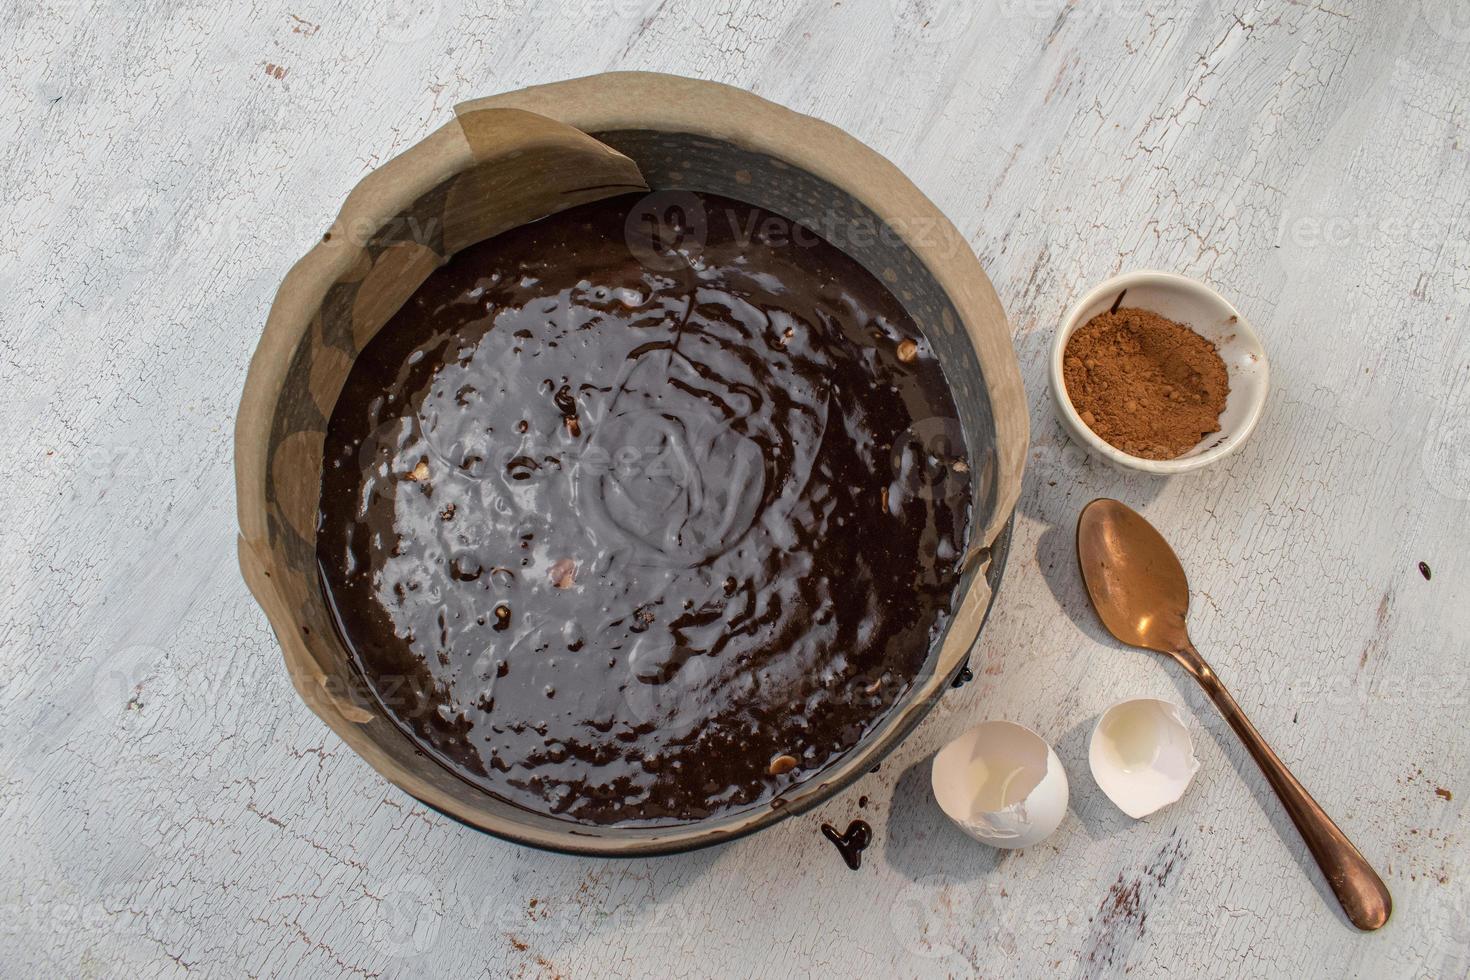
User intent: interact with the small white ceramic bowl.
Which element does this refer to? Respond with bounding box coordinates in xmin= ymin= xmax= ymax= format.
xmin=1049 ymin=271 xmax=1269 ymax=475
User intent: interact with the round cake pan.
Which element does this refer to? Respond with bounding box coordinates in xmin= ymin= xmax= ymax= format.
xmin=235 ymin=72 xmax=1028 ymax=855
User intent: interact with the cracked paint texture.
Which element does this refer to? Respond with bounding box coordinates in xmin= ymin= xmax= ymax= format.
xmin=0 ymin=0 xmax=1467 ymax=976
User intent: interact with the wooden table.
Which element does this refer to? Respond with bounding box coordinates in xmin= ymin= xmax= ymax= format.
xmin=4 ymin=1 xmax=1467 ymax=976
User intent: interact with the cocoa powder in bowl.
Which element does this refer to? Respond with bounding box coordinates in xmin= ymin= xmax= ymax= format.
xmin=1062 ymin=308 xmax=1229 ymax=460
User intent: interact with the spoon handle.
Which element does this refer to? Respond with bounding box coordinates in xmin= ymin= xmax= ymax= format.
xmin=1175 ymin=644 xmax=1392 ymax=931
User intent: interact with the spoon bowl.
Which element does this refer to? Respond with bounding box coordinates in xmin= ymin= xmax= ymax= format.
xmin=1076 ymin=498 xmax=1191 ymax=654
xmin=1076 ymin=498 xmax=1392 ymax=931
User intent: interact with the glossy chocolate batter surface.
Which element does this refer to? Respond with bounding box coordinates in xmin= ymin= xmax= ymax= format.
xmin=318 ymin=193 xmax=971 ymax=825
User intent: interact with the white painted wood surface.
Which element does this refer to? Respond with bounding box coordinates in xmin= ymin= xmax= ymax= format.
xmin=3 ymin=0 xmax=1468 ymax=976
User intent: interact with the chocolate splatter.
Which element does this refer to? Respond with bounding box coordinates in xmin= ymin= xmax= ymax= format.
xmin=1081 ymin=836 xmax=1184 ymax=970
xmin=1436 ymin=787 xmax=1453 ymax=801
xmin=1358 ymin=587 xmax=1394 ymax=670
xmin=821 ymin=819 xmax=873 ymax=870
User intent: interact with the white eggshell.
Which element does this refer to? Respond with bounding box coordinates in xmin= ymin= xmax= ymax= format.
xmin=1089 ymin=698 xmax=1201 ymax=819
xmin=931 ymin=720 xmax=1069 ymax=849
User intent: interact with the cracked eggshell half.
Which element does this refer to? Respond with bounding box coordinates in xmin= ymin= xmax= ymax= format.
xmin=1089 ymin=698 xmax=1201 ymax=819
xmin=931 ymin=720 xmax=1069 ymax=849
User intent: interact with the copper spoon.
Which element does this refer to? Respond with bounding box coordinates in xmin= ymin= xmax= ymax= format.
xmin=1076 ymin=498 xmax=1391 ymax=931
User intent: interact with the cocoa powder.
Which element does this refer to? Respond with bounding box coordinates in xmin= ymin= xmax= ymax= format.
xmin=1062 ymin=307 xmax=1229 ymax=460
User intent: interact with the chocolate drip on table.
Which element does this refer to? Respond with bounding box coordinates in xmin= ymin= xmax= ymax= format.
xmin=821 ymin=820 xmax=873 ymax=870
xmin=317 ymin=193 xmax=972 ymax=826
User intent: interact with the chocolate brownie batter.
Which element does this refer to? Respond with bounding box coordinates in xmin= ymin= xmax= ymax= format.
xmin=317 ymin=193 xmax=971 ymax=825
